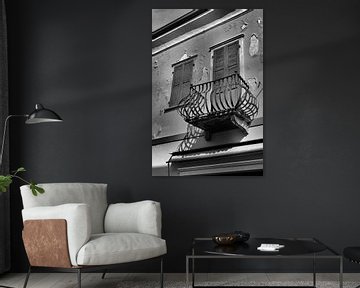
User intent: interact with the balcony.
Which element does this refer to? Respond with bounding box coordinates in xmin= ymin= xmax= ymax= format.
xmin=178 ymin=73 xmax=259 ymax=138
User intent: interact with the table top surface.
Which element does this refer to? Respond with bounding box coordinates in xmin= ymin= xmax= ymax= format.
xmin=190 ymin=237 xmax=340 ymax=258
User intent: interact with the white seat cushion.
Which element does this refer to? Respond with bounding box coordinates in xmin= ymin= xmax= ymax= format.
xmin=105 ymin=201 xmax=162 ymax=237
xmin=76 ymin=233 xmax=167 ymax=266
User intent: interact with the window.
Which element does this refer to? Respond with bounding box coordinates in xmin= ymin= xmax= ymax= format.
xmin=169 ymin=58 xmax=194 ymax=107
xmin=210 ymin=35 xmax=244 ymax=81
xmin=209 ymin=37 xmax=243 ymax=112
xmin=213 ymin=41 xmax=239 ymax=80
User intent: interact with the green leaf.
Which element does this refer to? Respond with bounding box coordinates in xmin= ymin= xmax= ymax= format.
xmin=16 ymin=167 xmax=26 ymax=173
xmin=29 ymin=182 xmax=44 ymax=196
xmin=35 ymin=185 xmax=45 ymax=194
xmin=11 ymin=167 xmax=26 ymax=175
xmin=0 ymin=175 xmax=13 ymax=192
xmin=30 ymin=182 xmax=38 ymax=196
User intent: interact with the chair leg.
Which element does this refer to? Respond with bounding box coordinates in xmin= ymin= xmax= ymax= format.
xmin=101 ymin=270 xmax=107 ymax=279
xmin=23 ymin=266 xmax=31 ymax=288
xmin=160 ymin=257 xmax=164 ymax=288
xmin=77 ymin=268 xmax=81 ymax=288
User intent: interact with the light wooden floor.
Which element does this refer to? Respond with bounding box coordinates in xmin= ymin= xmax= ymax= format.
xmin=0 ymin=273 xmax=359 ymax=288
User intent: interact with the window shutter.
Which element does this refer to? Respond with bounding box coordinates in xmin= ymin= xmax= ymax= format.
xmin=169 ymin=65 xmax=183 ymax=107
xmin=169 ymin=59 xmax=194 ymax=107
xmin=213 ymin=47 xmax=225 ymax=81
xmin=213 ymin=42 xmax=240 ymax=80
xmin=181 ymin=61 xmax=193 ymax=99
xmin=227 ymin=42 xmax=239 ymax=75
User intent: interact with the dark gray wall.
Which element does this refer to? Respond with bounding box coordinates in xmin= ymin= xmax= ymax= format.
xmin=5 ymin=0 xmax=360 ymax=273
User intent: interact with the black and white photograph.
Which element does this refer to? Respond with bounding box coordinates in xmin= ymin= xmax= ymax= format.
xmin=152 ymin=9 xmax=264 ymax=176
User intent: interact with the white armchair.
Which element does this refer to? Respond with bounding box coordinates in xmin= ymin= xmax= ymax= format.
xmin=20 ymin=183 xmax=166 ymax=288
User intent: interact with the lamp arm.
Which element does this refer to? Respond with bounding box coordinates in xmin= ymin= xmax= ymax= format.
xmin=0 ymin=114 xmax=28 ymax=169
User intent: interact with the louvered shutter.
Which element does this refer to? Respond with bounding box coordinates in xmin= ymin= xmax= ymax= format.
xmin=227 ymin=42 xmax=239 ymax=75
xmin=213 ymin=47 xmax=225 ymax=81
xmin=213 ymin=41 xmax=239 ymax=80
xmin=169 ymin=65 xmax=183 ymax=107
xmin=169 ymin=59 xmax=194 ymax=107
xmin=181 ymin=61 xmax=193 ymax=99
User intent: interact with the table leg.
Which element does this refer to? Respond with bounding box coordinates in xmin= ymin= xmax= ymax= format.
xmin=313 ymin=254 xmax=316 ymax=287
xmin=186 ymin=257 xmax=189 ymax=288
xmin=192 ymin=247 xmax=195 ymax=288
xmin=339 ymin=257 xmax=343 ymax=288
xmin=192 ymin=257 xmax=195 ymax=288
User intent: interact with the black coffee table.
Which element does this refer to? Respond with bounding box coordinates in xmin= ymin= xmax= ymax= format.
xmin=186 ymin=237 xmax=342 ymax=288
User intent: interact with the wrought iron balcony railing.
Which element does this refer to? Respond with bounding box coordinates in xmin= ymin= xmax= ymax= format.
xmin=178 ymin=73 xmax=259 ymax=136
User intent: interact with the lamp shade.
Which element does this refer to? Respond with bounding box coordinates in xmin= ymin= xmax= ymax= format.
xmin=25 ymin=104 xmax=63 ymax=124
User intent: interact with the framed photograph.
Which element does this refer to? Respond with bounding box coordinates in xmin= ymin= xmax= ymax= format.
xmin=152 ymin=9 xmax=263 ymax=176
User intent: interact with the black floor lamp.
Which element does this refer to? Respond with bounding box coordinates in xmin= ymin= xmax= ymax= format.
xmin=0 ymin=103 xmax=63 ymax=167
xmin=0 ymin=103 xmax=62 ymax=288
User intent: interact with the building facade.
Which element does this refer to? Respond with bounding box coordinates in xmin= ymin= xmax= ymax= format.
xmin=152 ymin=9 xmax=263 ymax=176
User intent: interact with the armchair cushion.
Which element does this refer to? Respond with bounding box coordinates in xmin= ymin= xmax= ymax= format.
xmin=22 ymin=203 xmax=91 ymax=266
xmin=104 ymin=200 xmax=162 ymax=237
xmin=76 ymin=233 xmax=167 ymax=266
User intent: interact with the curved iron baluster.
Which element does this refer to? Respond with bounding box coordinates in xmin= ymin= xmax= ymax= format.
xmin=221 ymin=76 xmax=232 ymax=111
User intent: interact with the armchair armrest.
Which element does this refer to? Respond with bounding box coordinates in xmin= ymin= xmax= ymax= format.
xmin=22 ymin=203 xmax=91 ymax=266
xmin=104 ymin=200 xmax=162 ymax=237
